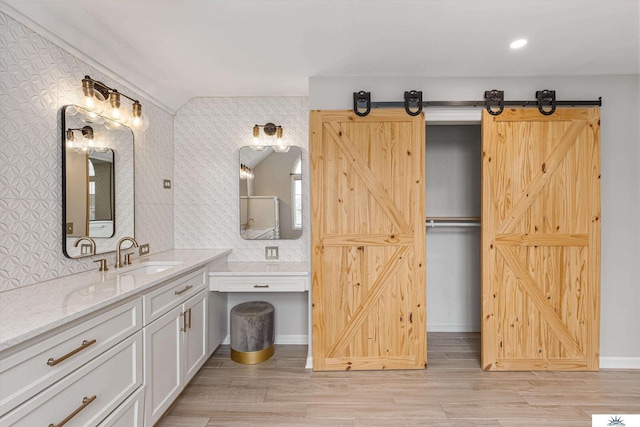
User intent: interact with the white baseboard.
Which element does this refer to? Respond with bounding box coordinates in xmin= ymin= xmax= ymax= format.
xmin=427 ymin=324 xmax=480 ymax=333
xmin=600 ymin=357 xmax=640 ymax=369
xmin=305 ymin=356 xmax=313 ymax=369
xmin=221 ymin=334 xmax=308 ymax=345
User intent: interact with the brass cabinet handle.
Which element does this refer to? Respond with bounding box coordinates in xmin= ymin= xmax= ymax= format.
xmin=47 ymin=339 xmax=97 ymax=367
xmin=48 ymin=395 xmax=96 ymax=427
xmin=174 ymin=285 xmax=193 ymax=295
xmin=181 ymin=311 xmax=187 ymax=333
xmin=187 ymin=308 xmax=192 ymax=329
xmin=253 ymin=284 xmax=270 ymax=288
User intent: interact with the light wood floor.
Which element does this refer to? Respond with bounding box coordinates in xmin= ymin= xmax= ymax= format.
xmin=158 ymin=333 xmax=640 ymax=426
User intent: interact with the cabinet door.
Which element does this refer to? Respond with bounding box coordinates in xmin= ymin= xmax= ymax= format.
xmin=143 ymin=305 xmax=184 ymax=426
xmin=481 ymin=108 xmax=600 ymax=371
xmin=184 ymin=290 xmax=208 ymax=384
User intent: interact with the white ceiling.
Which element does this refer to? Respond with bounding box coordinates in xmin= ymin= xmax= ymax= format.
xmin=3 ymin=0 xmax=639 ymax=112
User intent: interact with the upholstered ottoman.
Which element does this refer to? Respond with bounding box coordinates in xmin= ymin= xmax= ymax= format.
xmin=230 ymin=301 xmax=275 ymax=364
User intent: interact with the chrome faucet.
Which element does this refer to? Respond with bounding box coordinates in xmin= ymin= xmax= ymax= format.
xmin=246 ymin=218 xmax=255 ymax=230
xmin=73 ymin=236 xmax=96 ymax=255
xmin=115 ymin=237 xmax=139 ymax=268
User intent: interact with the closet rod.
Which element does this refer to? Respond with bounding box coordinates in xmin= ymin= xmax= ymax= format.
xmin=426 ymin=217 xmax=481 ymax=229
xmin=426 ymin=216 xmax=480 ymax=222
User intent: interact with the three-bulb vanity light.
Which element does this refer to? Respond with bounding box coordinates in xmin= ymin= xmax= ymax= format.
xmin=79 ymin=75 xmax=149 ymax=131
xmin=252 ymin=123 xmax=290 ymax=152
xmin=65 ymin=125 xmax=109 ymax=153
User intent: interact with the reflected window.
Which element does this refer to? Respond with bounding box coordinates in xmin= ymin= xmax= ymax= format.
xmin=291 ymin=156 xmax=302 ymax=230
xmin=88 ymin=159 xmax=96 ymax=221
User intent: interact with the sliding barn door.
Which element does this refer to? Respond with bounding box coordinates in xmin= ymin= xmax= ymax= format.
xmin=482 ymin=108 xmax=600 ymax=371
xmin=310 ymin=109 xmax=426 ymax=371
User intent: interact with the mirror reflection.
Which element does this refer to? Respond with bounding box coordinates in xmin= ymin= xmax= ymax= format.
xmin=239 ymin=146 xmax=302 ymax=240
xmin=62 ymin=105 xmax=135 ymax=258
xmin=65 ymin=149 xmax=115 ymax=239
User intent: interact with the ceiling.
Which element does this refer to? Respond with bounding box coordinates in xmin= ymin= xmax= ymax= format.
xmin=3 ymin=0 xmax=639 ymax=112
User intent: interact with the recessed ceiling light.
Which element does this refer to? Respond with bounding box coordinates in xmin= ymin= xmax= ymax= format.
xmin=510 ymin=39 xmax=528 ymax=49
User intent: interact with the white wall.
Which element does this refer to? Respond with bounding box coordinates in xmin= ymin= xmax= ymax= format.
xmin=0 ymin=11 xmax=175 ymax=292
xmin=174 ymin=97 xmax=309 ymax=262
xmin=310 ymin=75 xmax=640 ymax=361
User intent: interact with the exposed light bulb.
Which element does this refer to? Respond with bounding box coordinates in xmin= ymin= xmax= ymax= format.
xmin=79 ymin=78 xmax=105 ymax=114
xmin=510 ymin=39 xmax=528 ymax=49
xmin=129 ymin=101 xmax=149 ymax=130
xmin=252 ymin=124 xmax=267 ymax=150
xmin=105 ymin=91 xmax=130 ymax=124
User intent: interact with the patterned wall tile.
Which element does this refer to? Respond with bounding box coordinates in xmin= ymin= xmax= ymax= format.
xmin=174 ymin=97 xmax=310 ymax=264
xmin=136 ymin=203 xmax=174 ymax=253
xmin=0 ymin=11 xmax=175 ymax=291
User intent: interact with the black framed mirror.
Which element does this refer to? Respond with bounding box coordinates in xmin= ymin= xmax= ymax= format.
xmin=61 ymin=105 xmax=135 ymax=258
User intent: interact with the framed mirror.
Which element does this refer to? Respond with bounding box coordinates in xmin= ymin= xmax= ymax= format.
xmin=61 ymin=105 xmax=135 ymax=258
xmin=239 ymin=146 xmax=302 ymax=240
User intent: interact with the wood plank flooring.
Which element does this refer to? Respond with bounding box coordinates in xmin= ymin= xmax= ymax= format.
xmin=158 ymin=333 xmax=640 ymax=426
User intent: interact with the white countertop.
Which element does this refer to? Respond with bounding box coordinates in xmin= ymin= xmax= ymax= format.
xmin=0 ymin=249 xmax=231 ymax=353
xmin=209 ymin=262 xmax=309 ymax=276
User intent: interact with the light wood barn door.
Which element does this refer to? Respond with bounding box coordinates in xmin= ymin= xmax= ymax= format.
xmin=481 ymin=108 xmax=600 ymax=371
xmin=310 ymin=109 xmax=426 ymax=371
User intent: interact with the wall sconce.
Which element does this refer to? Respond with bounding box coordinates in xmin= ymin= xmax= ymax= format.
xmin=66 ymin=125 xmax=108 ymax=153
xmin=239 ymin=164 xmax=254 ymax=180
xmin=252 ymin=122 xmax=289 ymax=152
xmin=80 ymin=75 xmax=149 ymax=131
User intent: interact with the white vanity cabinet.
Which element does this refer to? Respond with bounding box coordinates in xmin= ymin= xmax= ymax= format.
xmin=0 ymin=298 xmax=142 ymax=417
xmin=0 ymin=299 xmax=144 ymax=426
xmin=0 ymin=249 xmax=231 ymax=427
xmin=142 ymin=267 xmax=209 ymax=427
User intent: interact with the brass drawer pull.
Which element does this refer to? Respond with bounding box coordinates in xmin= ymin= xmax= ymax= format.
xmin=47 ymin=339 xmax=97 ymax=366
xmin=174 ymin=285 xmax=193 ymax=295
xmin=48 ymin=395 xmax=96 ymax=427
xmin=253 ymin=284 xmax=270 ymax=288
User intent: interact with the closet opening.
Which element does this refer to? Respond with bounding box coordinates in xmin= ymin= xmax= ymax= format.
xmin=425 ymin=122 xmax=482 ymax=366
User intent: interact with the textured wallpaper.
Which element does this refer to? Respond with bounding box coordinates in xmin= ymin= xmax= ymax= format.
xmin=174 ymin=97 xmax=310 ymax=263
xmin=0 ymin=11 xmax=174 ymax=292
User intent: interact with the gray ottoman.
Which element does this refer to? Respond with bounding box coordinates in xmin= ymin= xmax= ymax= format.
xmin=230 ymin=301 xmax=275 ymax=364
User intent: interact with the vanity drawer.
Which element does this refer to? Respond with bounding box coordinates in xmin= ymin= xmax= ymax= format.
xmin=143 ymin=267 xmax=206 ymax=325
xmin=0 ymin=331 xmax=143 ymax=427
xmin=210 ymin=275 xmax=308 ymax=292
xmin=97 ymin=386 xmax=144 ymax=427
xmin=0 ymin=298 xmax=142 ymax=417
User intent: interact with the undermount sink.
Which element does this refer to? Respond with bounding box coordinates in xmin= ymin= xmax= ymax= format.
xmin=112 ymin=261 xmax=184 ymax=276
